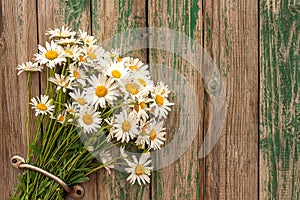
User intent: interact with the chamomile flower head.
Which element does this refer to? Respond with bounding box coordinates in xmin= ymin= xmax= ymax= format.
xmin=124 ymin=57 xmax=148 ymax=73
xmin=82 ymin=45 xmax=99 ymax=62
xmin=68 ymin=63 xmax=87 ymax=86
xmin=30 ymin=95 xmax=54 ymax=116
xmin=146 ymin=120 xmax=166 ymax=150
xmin=150 ymin=91 xmax=174 ymax=119
xmin=69 ymin=88 xmax=87 ymax=108
xmin=77 ymin=106 xmax=102 ymax=134
xmin=153 ymin=81 xmax=172 ymax=97
xmin=111 ymin=110 xmax=139 ymax=143
xmin=85 ymin=74 xmax=120 ymax=108
xmin=125 ymin=153 xmax=153 ymax=185
xmin=135 ymin=121 xmax=150 ymax=148
xmin=121 ymin=78 xmax=141 ymax=98
xmin=105 ymin=61 xmax=130 ymax=81
xmin=132 ymin=70 xmax=153 ymax=88
xmin=128 ymin=95 xmax=151 ymax=122
xmin=51 ymin=111 xmax=72 ymax=124
xmin=108 ymin=48 xmax=121 ymax=60
xmin=17 ymin=61 xmax=42 ymax=75
xmin=65 ymin=103 xmax=77 ymax=115
xmin=78 ymin=29 xmax=97 ymax=46
xmin=56 ymin=36 xmax=80 ymax=46
xmin=47 ymin=26 xmax=76 ymax=39
xmin=99 ymin=150 xmax=114 ymax=174
xmin=35 ymin=40 xmax=66 ymax=69
xmin=63 ymin=45 xmax=83 ymax=60
xmin=49 ymin=73 xmax=73 ymax=92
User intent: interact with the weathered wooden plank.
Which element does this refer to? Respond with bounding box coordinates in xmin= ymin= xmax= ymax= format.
xmin=92 ymin=1 xmax=150 ymax=200
xmin=0 ymin=0 xmax=39 ymax=198
xmin=36 ymin=1 xmax=94 ymax=199
xmin=204 ymin=0 xmax=259 ymax=199
xmin=260 ymin=0 xmax=300 ymax=199
xmin=148 ymin=0 xmax=205 ymax=199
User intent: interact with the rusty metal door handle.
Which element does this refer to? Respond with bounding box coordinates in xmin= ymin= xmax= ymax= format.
xmin=10 ymin=155 xmax=85 ymax=199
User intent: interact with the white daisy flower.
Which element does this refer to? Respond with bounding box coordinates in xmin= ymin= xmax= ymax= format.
xmin=78 ymin=29 xmax=97 ymax=46
xmin=125 ymin=153 xmax=153 ymax=185
xmin=94 ymin=57 xmax=112 ymax=71
xmin=17 ymin=61 xmax=42 ymax=75
xmin=69 ymin=89 xmax=87 ymax=107
xmin=108 ymin=48 xmax=121 ymax=60
xmin=146 ymin=120 xmax=166 ymax=150
xmin=51 ymin=111 xmax=72 ymax=124
xmin=65 ymin=103 xmax=77 ymax=115
xmin=135 ymin=121 xmax=150 ymax=148
xmin=77 ymin=106 xmax=101 ymax=134
xmin=30 ymin=95 xmax=54 ymax=116
xmin=82 ymin=45 xmax=99 ymax=62
xmin=35 ymin=40 xmax=66 ymax=69
xmin=153 ymin=81 xmax=172 ymax=97
xmin=128 ymin=95 xmax=151 ymax=122
xmin=121 ymin=78 xmax=141 ymax=98
xmin=99 ymin=150 xmax=114 ymax=174
xmin=63 ymin=45 xmax=83 ymax=60
xmin=49 ymin=73 xmax=73 ymax=92
xmin=56 ymin=36 xmax=80 ymax=46
xmin=124 ymin=57 xmax=149 ymax=73
xmin=85 ymin=74 xmax=120 ymax=108
xmin=132 ymin=70 xmax=153 ymax=88
xmin=68 ymin=63 xmax=87 ymax=86
xmin=105 ymin=61 xmax=130 ymax=81
xmin=150 ymin=92 xmax=174 ymax=119
xmin=47 ymin=26 xmax=76 ymax=39
xmin=111 ymin=110 xmax=139 ymax=143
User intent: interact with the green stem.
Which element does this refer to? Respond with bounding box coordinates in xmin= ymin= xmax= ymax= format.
xmin=26 ymin=73 xmax=31 ymax=157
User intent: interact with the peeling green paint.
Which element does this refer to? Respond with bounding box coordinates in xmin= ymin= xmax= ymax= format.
xmin=59 ymin=0 xmax=90 ymax=30
xmin=260 ymin=0 xmax=300 ymax=199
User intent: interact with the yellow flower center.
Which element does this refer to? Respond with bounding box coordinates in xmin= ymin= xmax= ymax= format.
xmin=64 ymin=49 xmax=73 ymax=55
xmin=111 ymin=70 xmax=121 ymax=78
xmin=87 ymin=52 xmax=96 ymax=60
xmin=73 ymin=70 xmax=81 ymax=79
xmin=129 ymin=65 xmax=138 ymax=70
xmin=95 ymin=86 xmax=107 ymax=97
xmin=37 ymin=103 xmax=47 ymax=111
xmin=125 ymin=83 xmax=138 ymax=95
xmin=149 ymin=129 xmax=157 ymax=140
xmin=77 ymin=98 xmax=86 ymax=106
xmin=155 ymin=95 xmax=164 ymax=107
xmin=122 ymin=121 xmax=131 ymax=132
xmin=45 ymin=50 xmax=59 ymax=60
xmin=117 ymin=57 xmax=122 ymax=62
xmin=141 ymin=125 xmax=147 ymax=136
xmin=83 ymin=114 xmax=93 ymax=125
xmin=134 ymin=105 xmax=139 ymax=112
xmin=67 ymin=108 xmax=74 ymax=114
xmin=79 ymin=55 xmax=86 ymax=62
xmin=140 ymin=101 xmax=146 ymax=109
xmin=135 ymin=164 xmax=145 ymax=175
xmin=58 ymin=115 xmax=65 ymax=122
xmin=137 ymin=78 xmax=147 ymax=87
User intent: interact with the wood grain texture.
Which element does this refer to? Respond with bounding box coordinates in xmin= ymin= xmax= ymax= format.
xmin=148 ymin=0 xmax=205 ymax=199
xmin=0 ymin=0 xmax=39 ymax=198
xmin=204 ymin=0 xmax=259 ymax=199
xmin=1 ymin=0 xmax=298 ymax=199
xmin=92 ymin=1 xmax=150 ymax=199
xmin=260 ymin=0 xmax=300 ymax=199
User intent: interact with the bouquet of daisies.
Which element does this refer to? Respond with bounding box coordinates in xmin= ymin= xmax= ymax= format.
xmin=12 ymin=26 xmax=173 ymax=199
